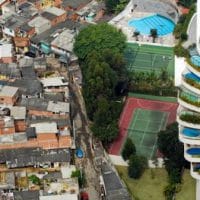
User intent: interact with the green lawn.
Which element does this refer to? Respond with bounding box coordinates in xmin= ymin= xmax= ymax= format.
xmin=116 ymin=166 xmax=195 ymax=200
xmin=176 ymin=170 xmax=195 ymax=200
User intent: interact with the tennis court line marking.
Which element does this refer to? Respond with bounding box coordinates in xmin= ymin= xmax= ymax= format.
xmin=129 ymin=109 xmax=139 ymax=130
xmin=151 ymin=55 xmax=156 ymax=67
xmin=158 ymin=112 xmax=169 ymax=131
xmin=139 ymin=118 xmax=150 ymax=146
xmin=150 ymin=138 xmax=157 ymax=159
xmin=162 ymin=112 xmax=170 ymax=129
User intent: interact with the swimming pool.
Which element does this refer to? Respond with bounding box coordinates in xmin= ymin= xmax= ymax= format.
xmin=187 ymin=148 xmax=200 ymax=155
xmin=191 ymin=55 xmax=200 ymax=67
xmin=182 ymin=128 xmax=200 ymax=138
xmin=128 ymin=14 xmax=175 ymax=36
xmin=184 ymin=73 xmax=200 ymax=82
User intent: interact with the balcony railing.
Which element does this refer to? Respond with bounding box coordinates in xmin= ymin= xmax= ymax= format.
xmin=179 ymin=89 xmax=200 ymax=107
xmin=179 ymin=111 xmax=200 ymax=124
xmin=186 ymin=56 xmax=200 ymax=73
xmin=183 ymin=73 xmax=200 ymax=91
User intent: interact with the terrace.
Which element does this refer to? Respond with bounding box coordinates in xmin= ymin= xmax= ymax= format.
xmin=184 ymin=144 xmax=200 ymax=162
xmin=179 ymin=128 xmax=200 ymax=145
xmin=182 ymin=72 xmax=200 ymax=93
xmin=179 ymin=110 xmax=200 ymax=125
xmin=178 ymin=87 xmax=200 ymax=112
xmin=109 ymin=0 xmax=178 ymax=46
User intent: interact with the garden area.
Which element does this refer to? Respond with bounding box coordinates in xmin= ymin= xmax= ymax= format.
xmin=116 ymin=166 xmax=195 ymax=200
xmin=174 ymin=2 xmax=195 ymax=57
xmin=124 ymin=43 xmax=177 ymax=97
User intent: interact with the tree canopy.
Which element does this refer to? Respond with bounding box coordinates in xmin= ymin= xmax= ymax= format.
xmin=74 ymin=22 xmax=127 ymax=144
xmin=128 ymin=155 xmax=147 ymax=179
xmin=157 ymin=122 xmax=185 ymax=168
xmin=74 ymin=23 xmax=126 ymax=60
xmin=157 ymin=122 xmax=188 ymax=184
xmin=122 ymin=138 xmax=136 ymax=160
xmin=105 ymin=0 xmax=129 ymax=14
xmin=178 ymin=0 xmax=195 ymax=8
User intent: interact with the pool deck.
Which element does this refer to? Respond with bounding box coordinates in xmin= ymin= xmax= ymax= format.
xmin=109 ymin=0 xmax=179 ymax=46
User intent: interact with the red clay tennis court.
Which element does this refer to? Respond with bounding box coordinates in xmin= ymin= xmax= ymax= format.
xmin=108 ymin=97 xmax=178 ymax=155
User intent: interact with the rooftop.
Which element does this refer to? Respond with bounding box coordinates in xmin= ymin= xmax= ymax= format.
xmin=61 ymin=0 xmax=91 ymax=9
xmin=14 ymin=191 xmax=39 ymax=200
xmin=51 ymin=29 xmax=75 ymax=52
xmin=10 ymin=106 xmax=26 ymax=120
xmin=0 ymin=63 xmax=20 ymax=78
xmin=0 ymin=148 xmax=71 ymax=168
xmin=9 ymin=79 xmax=42 ymax=96
xmin=31 ymin=122 xmax=58 ymax=134
xmin=44 ymin=7 xmax=66 ymax=16
xmin=21 ymin=66 xmax=36 ymax=79
xmin=47 ymin=101 xmax=70 ymax=113
xmin=20 ymin=98 xmax=48 ymax=111
xmin=44 ymin=92 xmax=65 ymax=102
xmin=0 ymin=86 xmax=18 ymax=97
xmin=0 ymin=132 xmax=27 ymax=144
xmin=40 ymin=194 xmax=78 ymax=200
xmin=1 ymin=14 xmax=27 ymax=30
xmin=0 ymin=43 xmax=12 ymax=58
xmin=102 ymin=163 xmax=131 ymax=200
xmin=28 ymin=16 xmax=51 ymax=28
xmin=41 ymin=12 xmax=57 ymax=21
xmin=40 ymin=77 xmax=68 ymax=87
xmin=19 ymin=57 xmax=34 ymax=68
xmin=28 ymin=116 xmax=71 ymax=129
xmin=31 ymin=19 xmax=84 ymax=44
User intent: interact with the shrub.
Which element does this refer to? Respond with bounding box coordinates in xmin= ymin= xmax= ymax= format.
xmin=71 ymin=170 xmax=86 ymax=187
xmin=28 ymin=175 xmax=41 ymax=185
xmin=164 ymin=184 xmax=176 ymax=200
xmin=180 ymin=32 xmax=188 ymax=41
xmin=179 ymin=94 xmax=200 ymax=107
xmin=186 ymin=57 xmax=200 ymax=72
xmin=180 ymin=113 xmax=200 ymax=124
xmin=174 ymin=44 xmax=189 ymax=57
xmin=128 ymin=155 xmax=147 ymax=179
xmin=168 ymin=168 xmax=182 ymax=184
xmin=184 ymin=78 xmax=200 ymax=90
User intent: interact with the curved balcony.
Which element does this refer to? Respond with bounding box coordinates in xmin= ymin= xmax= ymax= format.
xmin=184 ymin=145 xmax=200 ymax=163
xmin=186 ymin=61 xmax=200 ymax=78
xmin=182 ymin=72 xmax=200 ymax=95
xmin=178 ymin=88 xmax=200 ymax=112
xmin=191 ymin=163 xmax=200 ymax=180
xmin=177 ymin=110 xmax=200 ymax=129
xmin=179 ymin=126 xmax=200 ymax=145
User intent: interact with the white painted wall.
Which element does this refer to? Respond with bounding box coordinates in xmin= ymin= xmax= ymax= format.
xmin=197 ymin=0 xmax=200 ymax=54
xmin=175 ymin=56 xmax=186 ymax=87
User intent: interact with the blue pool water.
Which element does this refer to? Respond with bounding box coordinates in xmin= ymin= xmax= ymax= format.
xmin=183 ymin=128 xmax=200 ymax=137
xmin=184 ymin=73 xmax=200 ymax=82
xmin=128 ymin=14 xmax=175 ymax=36
xmin=191 ymin=55 xmax=200 ymax=67
xmin=187 ymin=148 xmax=200 ymax=155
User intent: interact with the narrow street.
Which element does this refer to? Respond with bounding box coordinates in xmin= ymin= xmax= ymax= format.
xmin=68 ymin=72 xmax=101 ymax=200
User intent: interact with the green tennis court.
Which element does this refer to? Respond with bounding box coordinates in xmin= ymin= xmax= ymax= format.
xmin=128 ymin=108 xmax=169 ymax=159
xmin=124 ymin=43 xmax=174 ymax=76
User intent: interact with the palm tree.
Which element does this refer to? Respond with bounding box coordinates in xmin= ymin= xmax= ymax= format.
xmin=133 ymin=31 xmax=140 ymax=41
xmin=150 ymin=29 xmax=158 ymax=43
